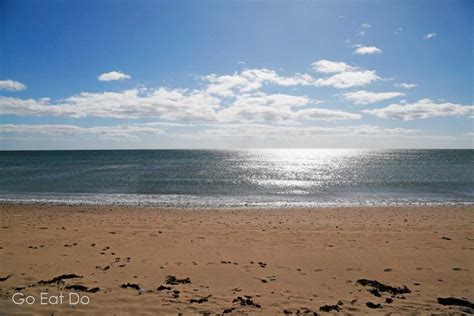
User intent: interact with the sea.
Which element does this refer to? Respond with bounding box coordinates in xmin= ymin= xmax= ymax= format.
xmin=0 ymin=149 xmax=472 ymax=207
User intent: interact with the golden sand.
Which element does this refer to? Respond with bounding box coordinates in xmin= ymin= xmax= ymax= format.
xmin=0 ymin=204 xmax=473 ymax=315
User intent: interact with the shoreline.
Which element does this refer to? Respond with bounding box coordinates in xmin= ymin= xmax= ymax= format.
xmin=1 ymin=199 xmax=473 ymax=209
xmin=1 ymin=204 xmax=473 ymax=314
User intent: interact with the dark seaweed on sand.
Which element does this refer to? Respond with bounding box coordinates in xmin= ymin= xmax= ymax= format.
xmin=438 ymin=297 xmax=474 ymax=309
xmin=165 ymin=275 xmax=191 ymax=285
xmin=357 ymin=279 xmax=410 ymax=296
xmin=319 ymin=304 xmax=340 ymax=312
xmin=366 ymin=302 xmax=382 ymax=309
xmin=120 ymin=283 xmax=141 ymax=290
xmin=190 ymin=295 xmax=211 ymax=304
xmin=38 ymin=274 xmax=83 ymax=285
xmin=233 ymin=296 xmax=261 ymax=308
xmin=0 ymin=274 xmax=13 ymax=282
xmin=65 ymin=284 xmax=100 ymax=293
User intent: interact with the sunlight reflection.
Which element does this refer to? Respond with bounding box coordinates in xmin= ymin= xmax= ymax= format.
xmin=241 ymin=149 xmax=366 ymax=193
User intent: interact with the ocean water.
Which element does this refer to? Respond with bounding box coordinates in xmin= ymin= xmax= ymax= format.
xmin=0 ymin=149 xmax=473 ymax=207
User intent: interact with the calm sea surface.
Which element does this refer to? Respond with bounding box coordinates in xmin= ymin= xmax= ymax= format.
xmin=0 ymin=149 xmax=472 ymax=207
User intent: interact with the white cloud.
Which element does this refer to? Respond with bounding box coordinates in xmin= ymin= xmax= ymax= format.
xmin=364 ymin=99 xmax=474 ymax=120
xmin=0 ymin=87 xmax=361 ymax=124
xmin=0 ymin=63 xmax=379 ymax=124
xmin=312 ymin=60 xmax=357 ymax=74
xmin=315 ymin=70 xmax=380 ymax=89
xmin=204 ymin=73 xmax=252 ymax=97
xmin=394 ymin=83 xmax=417 ymax=89
xmin=354 ymin=46 xmax=382 ymax=55
xmin=310 ymin=60 xmax=380 ymax=88
xmin=424 ymin=33 xmax=436 ymax=40
xmin=0 ymin=122 xmax=420 ymax=146
xmin=2 ymin=59 xmax=471 ymax=149
xmin=261 ymin=93 xmax=310 ymax=108
xmin=217 ymin=101 xmax=295 ymax=123
xmin=204 ymin=69 xmax=314 ymax=97
xmin=343 ymin=90 xmax=405 ymax=105
xmin=0 ymin=123 xmax=164 ymax=141
xmin=0 ymin=88 xmax=221 ymax=121
xmin=217 ymin=92 xmax=359 ymax=123
xmin=190 ymin=123 xmax=418 ymax=139
xmin=0 ymin=64 xmax=380 ymax=123
xmin=360 ymin=23 xmax=371 ymax=28
xmin=0 ymin=80 xmax=27 ymax=91
xmin=296 ymin=108 xmax=361 ymax=121
xmin=98 ymin=71 xmax=131 ymax=81
xmin=0 ymin=96 xmax=79 ymax=117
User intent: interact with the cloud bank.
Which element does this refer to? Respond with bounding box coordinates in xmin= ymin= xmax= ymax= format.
xmin=364 ymin=99 xmax=474 ymax=120
xmin=343 ymin=90 xmax=405 ymax=104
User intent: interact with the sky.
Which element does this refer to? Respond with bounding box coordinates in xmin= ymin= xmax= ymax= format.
xmin=0 ymin=0 xmax=473 ymax=149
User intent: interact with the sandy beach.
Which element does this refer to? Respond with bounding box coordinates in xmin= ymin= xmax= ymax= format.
xmin=0 ymin=204 xmax=472 ymax=315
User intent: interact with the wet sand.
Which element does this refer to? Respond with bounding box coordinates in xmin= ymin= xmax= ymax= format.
xmin=0 ymin=204 xmax=473 ymax=315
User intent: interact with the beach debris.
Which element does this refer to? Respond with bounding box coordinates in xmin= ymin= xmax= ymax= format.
xmin=260 ymin=276 xmax=277 ymax=283
xmin=222 ymin=307 xmax=236 ymax=314
xmin=437 ymin=297 xmax=474 ymax=309
xmin=258 ymin=262 xmax=267 ymax=268
xmin=65 ymin=284 xmax=100 ymax=293
xmin=368 ymin=288 xmax=382 ymax=297
xmin=155 ymin=284 xmax=180 ymax=298
xmin=38 ymin=274 xmax=83 ymax=285
xmin=189 ymin=295 xmax=211 ymax=304
xmin=120 ymin=283 xmax=141 ymax=290
xmin=441 ymin=236 xmax=452 ymax=240
xmin=366 ymin=302 xmax=382 ymax=309
xmin=284 ymin=307 xmax=318 ymax=315
xmin=357 ymin=279 xmax=410 ymax=296
xmin=233 ymin=296 xmax=261 ymax=308
xmin=385 ymin=297 xmax=393 ymax=304
xmin=0 ymin=274 xmax=13 ymax=282
xmin=172 ymin=289 xmax=180 ymax=298
xmin=319 ymin=304 xmax=340 ymax=312
xmin=165 ymin=275 xmax=191 ymax=285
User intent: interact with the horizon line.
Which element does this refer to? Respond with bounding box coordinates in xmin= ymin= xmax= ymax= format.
xmin=1 ymin=148 xmax=473 ymax=152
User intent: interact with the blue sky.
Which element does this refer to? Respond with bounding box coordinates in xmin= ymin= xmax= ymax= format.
xmin=0 ymin=0 xmax=473 ymax=149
